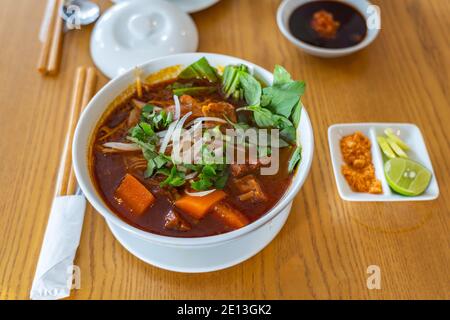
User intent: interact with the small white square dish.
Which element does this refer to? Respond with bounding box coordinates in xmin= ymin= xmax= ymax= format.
xmin=328 ymin=123 xmax=439 ymax=202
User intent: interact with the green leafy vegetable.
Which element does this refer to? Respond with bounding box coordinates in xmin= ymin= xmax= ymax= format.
xmin=178 ymin=57 xmax=219 ymax=82
xmin=231 ymin=64 xmax=305 ymax=172
xmin=126 ymin=61 xmax=305 ymax=188
xmin=140 ymin=106 xmax=173 ymax=131
xmin=280 ymin=126 xmax=296 ymax=145
xmin=221 ymin=64 xmax=251 ymax=100
xmin=239 ymin=72 xmax=261 ymax=106
xmin=190 ymin=163 xmax=229 ymax=191
xmin=160 ymin=166 xmax=186 ymax=188
xmin=291 ymin=100 xmax=302 ymax=128
xmin=248 ymin=106 xmax=276 ymax=128
xmin=262 ymin=81 xmax=305 ymax=118
xmin=273 ymin=65 xmax=292 ymax=86
xmin=288 ymin=146 xmax=302 ymax=173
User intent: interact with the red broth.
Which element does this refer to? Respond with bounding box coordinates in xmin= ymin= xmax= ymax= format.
xmin=91 ymin=78 xmax=294 ymax=237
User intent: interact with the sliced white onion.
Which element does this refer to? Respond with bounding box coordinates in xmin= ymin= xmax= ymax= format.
xmin=156 ymin=130 xmax=168 ymax=138
xmin=102 ymin=142 xmax=140 ymax=151
xmin=171 ymin=112 xmax=193 ymax=159
xmin=187 ymin=120 xmax=203 ymax=134
xmin=159 ymin=112 xmax=192 ymax=154
xmin=185 ymin=189 xmax=217 ymax=197
xmin=184 ymin=171 xmax=198 ymax=180
xmin=173 ymin=95 xmax=181 ymax=120
xmin=132 ymin=99 xmax=146 ymax=109
xmin=159 ymin=121 xmax=178 ymax=154
xmin=174 ymin=111 xmax=192 ymax=136
xmin=185 ymin=117 xmax=227 ymax=128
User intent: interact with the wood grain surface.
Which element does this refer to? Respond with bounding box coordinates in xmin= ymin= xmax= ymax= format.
xmin=0 ymin=0 xmax=449 ymax=300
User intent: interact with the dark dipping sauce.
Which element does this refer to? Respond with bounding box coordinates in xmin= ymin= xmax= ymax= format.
xmin=288 ymin=1 xmax=367 ymax=49
xmin=91 ymin=78 xmax=294 ymax=238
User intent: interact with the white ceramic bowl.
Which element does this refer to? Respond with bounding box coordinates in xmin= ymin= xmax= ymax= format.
xmin=73 ymin=53 xmax=314 ymax=271
xmin=277 ymin=0 xmax=381 ymax=58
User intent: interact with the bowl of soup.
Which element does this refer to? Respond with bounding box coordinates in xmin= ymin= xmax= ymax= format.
xmin=73 ymin=53 xmax=314 ymax=271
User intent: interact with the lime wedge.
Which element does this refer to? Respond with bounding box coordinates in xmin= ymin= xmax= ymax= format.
xmin=377 ymin=136 xmax=397 ymax=159
xmin=384 ymin=128 xmax=410 ymax=150
xmin=386 ymin=138 xmax=408 ymax=158
xmin=384 ymin=158 xmax=432 ymax=196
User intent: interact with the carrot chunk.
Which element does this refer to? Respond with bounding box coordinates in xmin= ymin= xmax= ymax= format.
xmin=175 ymin=190 xmax=226 ymax=219
xmin=115 ymin=174 xmax=155 ymax=215
xmin=211 ymin=202 xmax=249 ymax=230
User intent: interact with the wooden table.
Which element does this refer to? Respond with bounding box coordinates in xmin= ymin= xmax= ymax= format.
xmin=0 ymin=0 xmax=449 ymax=300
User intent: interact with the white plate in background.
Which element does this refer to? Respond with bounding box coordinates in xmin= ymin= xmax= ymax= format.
xmin=328 ymin=123 xmax=439 ymax=202
xmin=110 ymin=0 xmax=220 ymax=13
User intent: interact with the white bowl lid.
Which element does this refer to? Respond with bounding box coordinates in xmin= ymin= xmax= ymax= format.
xmin=91 ymin=0 xmax=199 ymax=78
xmin=111 ymin=0 xmax=220 ymax=14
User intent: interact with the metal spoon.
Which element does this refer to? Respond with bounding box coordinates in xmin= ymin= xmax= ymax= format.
xmin=60 ymin=0 xmax=101 ymax=28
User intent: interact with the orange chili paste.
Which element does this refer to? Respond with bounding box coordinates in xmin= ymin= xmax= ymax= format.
xmin=311 ymin=10 xmax=340 ymax=39
xmin=340 ymin=132 xmax=382 ymax=194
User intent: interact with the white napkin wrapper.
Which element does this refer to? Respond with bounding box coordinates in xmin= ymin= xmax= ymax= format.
xmin=30 ymin=195 xmax=86 ymax=300
xmin=39 ymin=0 xmax=57 ymax=43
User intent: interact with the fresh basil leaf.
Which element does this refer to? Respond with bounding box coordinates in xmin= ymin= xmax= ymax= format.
xmin=273 ymin=65 xmax=292 ymax=86
xmin=272 ymin=114 xmax=293 ymax=129
xmin=261 ymin=93 xmax=271 ymax=107
xmin=247 ymin=106 xmax=275 ymax=128
xmin=263 ymin=81 xmax=305 ymax=118
xmin=288 ymin=146 xmax=302 ymax=173
xmin=239 ymin=72 xmax=261 ymax=106
xmin=280 ymin=126 xmax=296 ymax=145
xmin=292 ymin=100 xmax=302 ymax=128
xmin=178 ymin=57 xmax=219 ymax=82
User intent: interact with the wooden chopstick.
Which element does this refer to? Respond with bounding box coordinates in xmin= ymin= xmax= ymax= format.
xmin=37 ymin=0 xmax=59 ymax=74
xmin=38 ymin=0 xmax=65 ymax=76
xmin=57 ymin=67 xmax=97 ymax=196
xmin=47 ymin=0 xmax=65 ymax=76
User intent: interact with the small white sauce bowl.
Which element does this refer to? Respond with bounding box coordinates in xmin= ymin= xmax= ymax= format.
xmin=72 ymin=53 xmax=314 ymax=272
xmin=277 ymin=0 xmax=381 ymax=58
